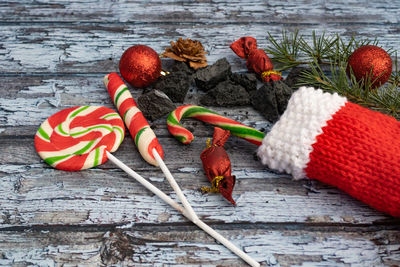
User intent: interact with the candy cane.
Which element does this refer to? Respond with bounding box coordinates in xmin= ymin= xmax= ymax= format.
xmin=34 ymin=106 xmax=260 ymax=267
xmin=104 ymin=73 xmax=197 ymax=220
xmin=104 ymin=73 xmax=163 ymax=166
xmin=167 ymin=105 xmax=265 ymax=146
xmin=35 ymin=106 xmax=124 ymax=171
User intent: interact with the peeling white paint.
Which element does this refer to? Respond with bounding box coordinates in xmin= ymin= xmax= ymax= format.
xmin=178 ymin=167 xmax=200 ymax=173
xmin=232 ymin=169 xmax=290 ymax=179
xmin=0 ymin=164 xmax=43 ymax=174
xmin=94 ymin=187 xmax=117 ymax=195
xmin=149 ymin=176 xmax=165 ymax=182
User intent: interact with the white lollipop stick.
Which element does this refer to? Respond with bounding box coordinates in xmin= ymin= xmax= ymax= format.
xmin=152 ymin=148 xmax=198 ymax=222
xmin=106 ymin=151 xmax=260 ymax=267
xmin=106 ymin=152 xmax=185 ymax=214
xmin=152 ymin=148 xmax=259 ymax=267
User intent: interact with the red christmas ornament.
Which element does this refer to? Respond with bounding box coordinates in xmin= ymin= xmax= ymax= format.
xmin=119 ymin=45 xmax=162 ymax=88
xmin=230 ymin=37 xmax=282 ymax=82
xmin=347 ymin=45 xmax=392 ymax=89
xmin=200 ymin=127 xmax=236 ymax=205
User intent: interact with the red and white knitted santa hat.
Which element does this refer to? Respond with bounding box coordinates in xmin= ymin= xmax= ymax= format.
xmin=258 ymin=87 xmax=400 ymax=217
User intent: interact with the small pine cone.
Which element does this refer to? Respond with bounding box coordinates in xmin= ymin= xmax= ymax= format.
xmin=162 ymin=38 xmax=208 ymax=69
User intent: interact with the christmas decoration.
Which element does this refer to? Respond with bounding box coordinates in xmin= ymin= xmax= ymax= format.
xmin=264 ymin=31 xmax=400 ymax=119
xmin=347 ymin=45 xmax=392 ymax=89
xmin=34 ymin=106 xmax=125 ymax=171
xmin=167 ymin=105 xmax=265 ymax=146
xmin=162 ymin=37 xmax=207 ymax=69
xmin=104 ymin=73 xmax=164 ymax=166
xmin=35 ymin=106 xmax=258 ymax=267
xmin=119 ymin=45 xmax=161 ymax=88
xmin=258 ymin=87 xmax=400 ymax=217
xmin=230 ymin=36 xmax=282 ymax=82
xmin=201 ymin=127 xmax=236 ymax=205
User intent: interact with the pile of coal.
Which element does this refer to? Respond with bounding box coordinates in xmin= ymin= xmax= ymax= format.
xmin=139 ymin=59 xmax=304 ymax=122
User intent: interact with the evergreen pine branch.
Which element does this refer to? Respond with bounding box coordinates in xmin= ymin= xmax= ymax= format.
xmin=265 ymin=31 xmax=400 ymax=119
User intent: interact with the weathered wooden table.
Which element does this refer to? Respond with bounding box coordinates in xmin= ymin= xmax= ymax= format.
xmin=1 ymin=1 xmax=400 ymax=266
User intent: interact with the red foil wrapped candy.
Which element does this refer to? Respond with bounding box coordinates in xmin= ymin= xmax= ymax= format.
xmin=200 ymin=127 xmax=236 ymax=205
xmin=230 ymin=36 xmax=282 ymax=82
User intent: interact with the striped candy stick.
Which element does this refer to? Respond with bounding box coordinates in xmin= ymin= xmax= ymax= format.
xmin=104 ymin=73 xmax=164 ymax=166
xmin=34 ymin=106 xmax=125 ymax=171
xmin=167 ymin=105 xmax=265 ymax=146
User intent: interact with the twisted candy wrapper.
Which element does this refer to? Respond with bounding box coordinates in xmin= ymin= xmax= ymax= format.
xmin=201 ymin=127 xmax=236 ymax=205
xmin=230 ymin=36 xmax=282 ymax=82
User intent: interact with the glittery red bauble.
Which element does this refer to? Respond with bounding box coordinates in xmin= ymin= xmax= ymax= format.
xmin=119 ymin=45 xmax=161 ymax=88
xmin=347 ymin=45 xmax=392 ymax=89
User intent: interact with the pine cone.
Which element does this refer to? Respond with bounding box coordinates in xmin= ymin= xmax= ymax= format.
xmin=162 ymin=38 xmax=208 ymax=69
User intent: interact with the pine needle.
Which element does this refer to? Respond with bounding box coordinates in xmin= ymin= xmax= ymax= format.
xmin=265 ymin=30 xmax=400 ymax=119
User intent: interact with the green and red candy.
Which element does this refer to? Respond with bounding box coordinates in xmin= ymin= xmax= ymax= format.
xmin=34 ymin=106 xmax=125 ymax=171
xmin=167 ymin=105 xmax=265 ymax=146
xmin=104 ymin=73 xmax=163 ymax=166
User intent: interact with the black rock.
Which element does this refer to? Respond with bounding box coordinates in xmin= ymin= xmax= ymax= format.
xmin=170 ymin=61 xmax=195 ymax=75
xmin=251 ymin=80 xmax=293 ymax=123
xmin=230 ymin=73 xmax=258 ymax=92
xmin=274 ymin=80 xmax=293 ymax=114
xmin=251 ymin=85 xmax=280 ymax=123
xmin=152 ymin=72 xmax=190 ymax=103
xmin=284 ymin=66 xmax=311 ymax=90
xmin=137 ymin=90 xmax=175 ymax=121
xmin=194 ymin=58 xmax=231 ymax=91
xmin=200 ymin=80 xmax=250 ymax=107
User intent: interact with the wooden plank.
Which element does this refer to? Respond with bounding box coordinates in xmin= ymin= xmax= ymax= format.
xmin=0 ymin=160 xmax=393 ymax=227
xmin=0 ymin=23 xmax=399 ymax=74
xmin=0 ymin=0 xmax=399 ymax=24
xmin=0 ymin=227 xmax=399 ymax=266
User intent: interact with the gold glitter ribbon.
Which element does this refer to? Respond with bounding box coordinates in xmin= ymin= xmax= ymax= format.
xmin=261 ymin=70 xmax=282 ymax=79
xmin=201 ymin=176 xmax=224 ymax=193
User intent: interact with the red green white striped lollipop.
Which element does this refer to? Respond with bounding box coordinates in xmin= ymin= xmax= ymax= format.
xmin=34 ymin=106 xmax=125 ymax=171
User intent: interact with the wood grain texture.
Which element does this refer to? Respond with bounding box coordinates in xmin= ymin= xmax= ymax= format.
xmin=0 ymin=227 xmax=400 ymax=266
xmin=1 ymin=0 xmax=400 ymax=266
xmin=0 ymin=23 xmax=399 ymax=74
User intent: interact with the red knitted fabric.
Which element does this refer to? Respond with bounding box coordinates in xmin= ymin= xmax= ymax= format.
xmin=305 ymin=102 xmax=400 ymax=216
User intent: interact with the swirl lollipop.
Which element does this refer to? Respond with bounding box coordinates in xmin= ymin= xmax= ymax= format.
xmin=35 ymin=106 xmax=125 ymax=171
xmin=35 ymin=105 xmax=259 ymax=267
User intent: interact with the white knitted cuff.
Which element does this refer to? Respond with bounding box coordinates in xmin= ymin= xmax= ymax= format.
xmin=257 ymin=87 xmax=347 ymax=179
